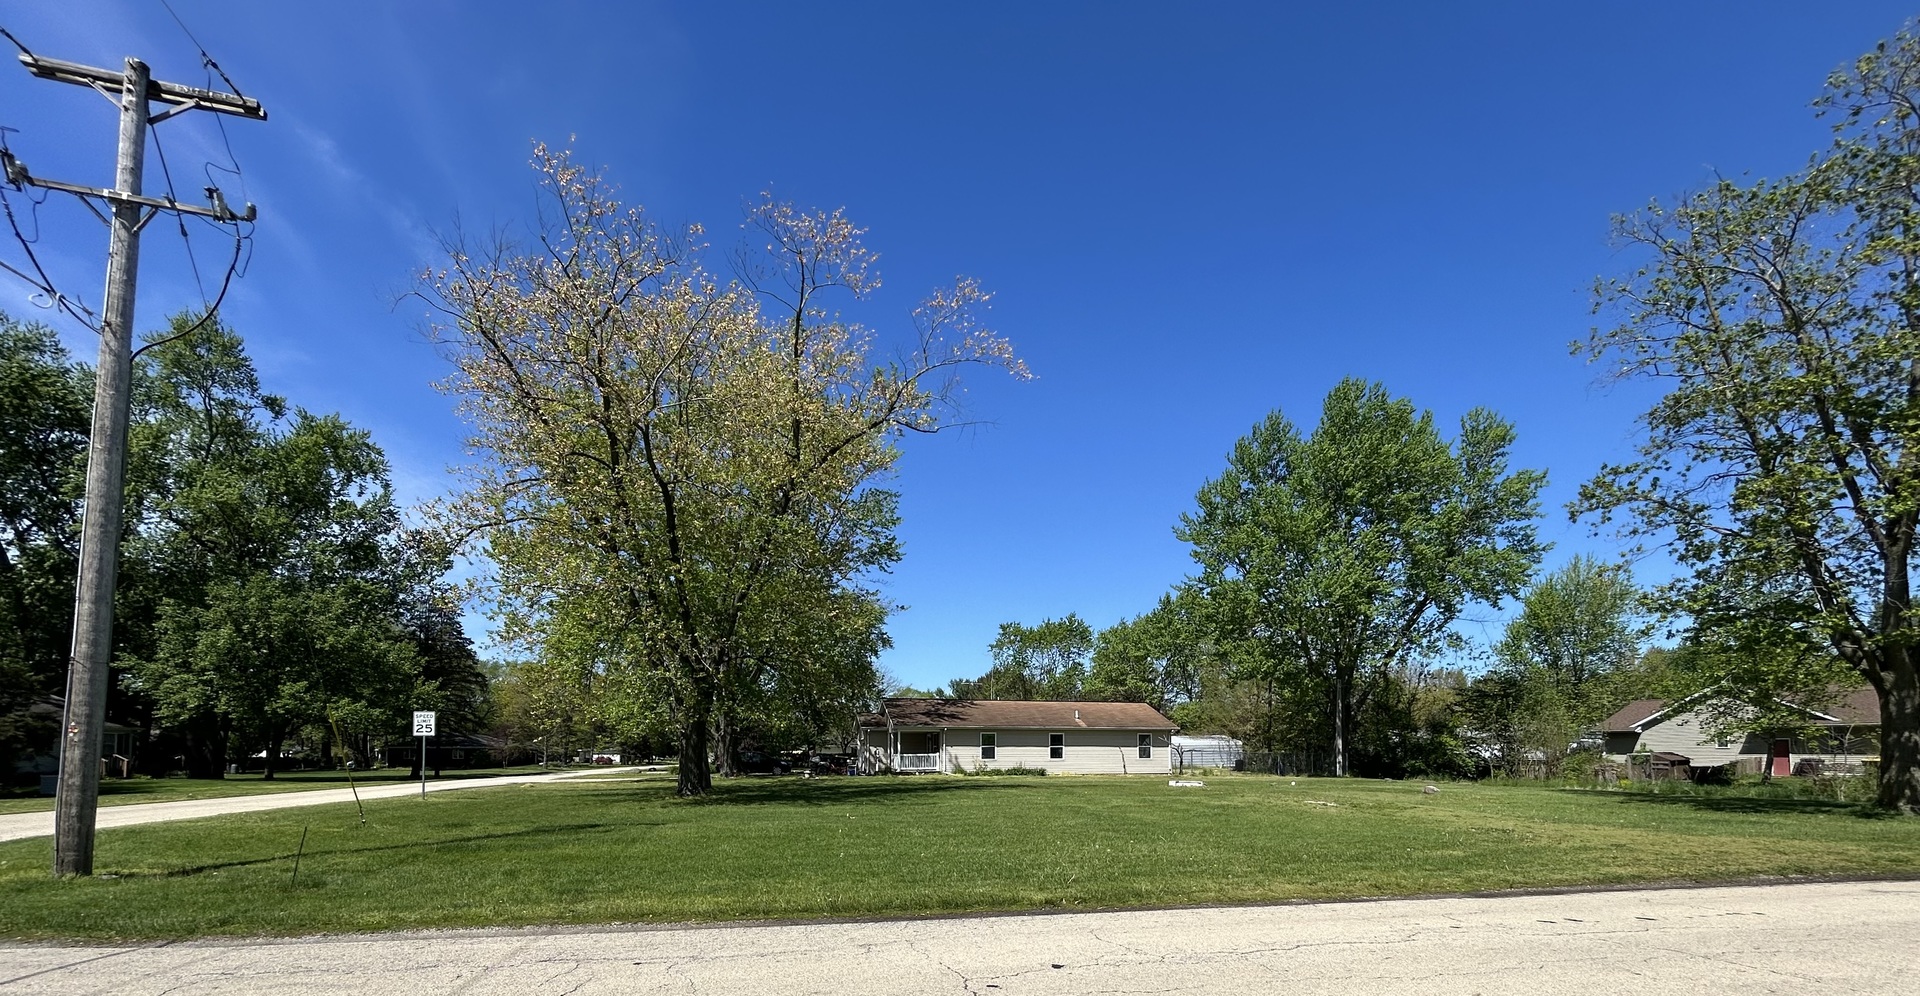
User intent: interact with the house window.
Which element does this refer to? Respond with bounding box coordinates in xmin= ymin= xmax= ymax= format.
xmin=1049 ymin=733 xmax=1064 ymax=759
xmin=1138 ymin=734 xmax=1152 ymax=759
xmin=980 ymin=732 xmax=996 ymax=760
xmin=1717 ymin=735 xmax=1730 ymax=748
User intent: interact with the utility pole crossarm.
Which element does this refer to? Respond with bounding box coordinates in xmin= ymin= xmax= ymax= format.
xmin=16 ymin=46 xmax=267 ymax=878
xmin=18 ymin=52 xmax=266 ymax=120
xmin=2 ymin=153 xmax=256 ymax=223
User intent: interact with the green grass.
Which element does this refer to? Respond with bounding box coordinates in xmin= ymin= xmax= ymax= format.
xmin=0 ymin=766 xmax=561 ymax=815
xmin=1 ymin=773 xmax=1917 ymax=941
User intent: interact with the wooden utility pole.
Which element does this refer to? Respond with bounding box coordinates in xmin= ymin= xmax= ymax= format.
xmin=2 ymin=50 xmax=264 ymax=877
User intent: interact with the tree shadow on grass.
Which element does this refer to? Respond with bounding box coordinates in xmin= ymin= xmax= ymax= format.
xmin=1607 ymin=791 xmax=1891 ymax=819
xmin=101 ymin=770 xmax=534 ymax=791
xmin=584 ymin=774 xmax=1051 ymax=808
xmin=108 ymin=821 xmax=656 ymax=879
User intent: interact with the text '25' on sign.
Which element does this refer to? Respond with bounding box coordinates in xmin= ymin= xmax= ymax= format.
xmin=413 ymin=711 xmax=436 ymax=736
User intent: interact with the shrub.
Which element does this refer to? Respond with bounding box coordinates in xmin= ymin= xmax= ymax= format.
xmin=1610 ymin=770 xmax=1878 ymax=805
xmin=1556 ymin=750 xmax=1607 ymax=784
xmin=961 ymin=764 xmax=1048 ymax=777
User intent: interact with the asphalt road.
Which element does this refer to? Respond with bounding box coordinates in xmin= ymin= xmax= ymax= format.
xmin=1 ymin=879 xmax=1912 ymax=994
xmin=0 ymin=768 xmax=640 ymax=844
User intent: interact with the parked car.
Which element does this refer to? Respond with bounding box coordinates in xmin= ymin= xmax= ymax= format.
xmin=735 ymin=750 xmax=790 ymax=774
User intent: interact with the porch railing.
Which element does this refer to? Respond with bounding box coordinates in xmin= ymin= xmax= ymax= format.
xmin=893 ymin=752 xmax=942 ymax=772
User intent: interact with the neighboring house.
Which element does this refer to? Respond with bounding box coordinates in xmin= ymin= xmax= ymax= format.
xmin=1600 ymin=688 xmax=1880 ymax=776
xmin=7 ymin=697 xmax=138 ymax=788
xmin=858 ymin=699 xmax=1177 ymax=775
xmin=380 ymin=732 xmax=507 ymax=771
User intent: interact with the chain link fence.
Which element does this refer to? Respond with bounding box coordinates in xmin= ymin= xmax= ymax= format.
xmin=1172 ymin=747 xmax=1334 ymax=777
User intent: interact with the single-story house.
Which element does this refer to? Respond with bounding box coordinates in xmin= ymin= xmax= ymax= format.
xmin=380 ymin=731 xmax=508 ymax=771
xmin=858 ymin=698 xmax=1178 ymax=775
xmin=1601 ymin=687 xmax=1880 ymax=777
xmin=8 ymin=697 xmax=139 ymax=788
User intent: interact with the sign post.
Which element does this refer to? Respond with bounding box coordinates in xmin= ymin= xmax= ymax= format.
xmin=412 ymin=710 xmax=436 ymax=798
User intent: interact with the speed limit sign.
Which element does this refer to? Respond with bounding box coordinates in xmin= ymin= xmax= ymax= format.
xmin=412 ymin=711 xmax=437 ymax=736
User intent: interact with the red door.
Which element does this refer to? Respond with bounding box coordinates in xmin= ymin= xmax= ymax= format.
xmin=1771 ymin=738 xmax=1792 ymax=777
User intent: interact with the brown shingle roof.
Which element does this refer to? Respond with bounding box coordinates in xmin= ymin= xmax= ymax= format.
xmin=1815 ymin=686 xmax=1881 ymax=725
xmin=1601 ymin=687 xmax=1881 ymax=732
xmin=1601 ymin=698 xmax=1668 ymax=733
xmin=869 ymin=698 xmax=1176 ymax=730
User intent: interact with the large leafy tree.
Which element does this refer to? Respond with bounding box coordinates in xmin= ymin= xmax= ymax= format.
xmin=948 ymin=615 xmax=1096 ymax=701
xmin=1577 ymin=28 xmax=1920 ymax=812
xmin=1179 ymin=378 xmax=1545 ymax=776
xmin=1460 ymin=558 xmax=1647 ymax=776
xmin=714 ymin=584 xmax=892 ymax=765
xmin=1086 ymin=592 xmax=1216 ymax=712
xmin=0 ymin=314 xmax=90 ymax=769
xmin=0 ymin=313 xmax=462 ymax=778
xmin=1477 ymin=556 xmax=1649 ymax=769
xmin=399 ymin=574 xmax=492 ymax=736
xmin=1493 ymin=556 xmax=1646 ymax=704
xmin=122 ymin=321 xmax=432 ymax=777
xmin=490 ymin=657 xmax=597 ymax=765
xmin=425 ymin=146 xmax=1024 ymax=796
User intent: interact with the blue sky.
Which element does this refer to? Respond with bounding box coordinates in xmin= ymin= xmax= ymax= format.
xmin=3 ymin=2 xmax=1913 ymax=690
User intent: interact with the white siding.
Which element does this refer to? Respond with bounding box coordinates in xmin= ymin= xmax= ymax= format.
xmin=1623 ymin=710 xmax=1753 ymax=767
xmin=859 ymin=728 xmax=889 ymax=773
xmin=940 ymin=728 xmax=1172 ymax=775
xmin=1608 ymin=707 xmax=1879 ymax=769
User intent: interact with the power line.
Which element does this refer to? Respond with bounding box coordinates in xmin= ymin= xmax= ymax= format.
xmin=0 ymin=26 xmax=31 ymax=58
xmin=0 ymin=125 xmax=100 ymax=327
xmin=135 ymin=101 xmax=250 ymax=358
xmin=158 ymin=0 xmax=245 ymax=97
xmin=6 ymin=35 xmax=267 ymax=879
xmin=0 ymin=11 xmax=260 ymax=339
xmin=152 ymin=1 xmax=255 ymax=208
xmin=147 ymin=118 xmax=206 ymax=299
xmin=129 ymin=231 xmax=243 ymax=360
xmin=154 ymin=3 xmax=256 ymax=292
xmin=0 ymin=183 xmax=101 ymax=330
xmin=205 ymin=119 xmax=244 ymax=189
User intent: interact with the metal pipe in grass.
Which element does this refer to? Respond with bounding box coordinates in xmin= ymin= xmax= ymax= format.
xmin=327 ymin=711 xmax=367 ymax=825
xmin=291 ymin=825 xmax=309 ymax=886
xmin=344 ymin=766 xmax=365 ymax=824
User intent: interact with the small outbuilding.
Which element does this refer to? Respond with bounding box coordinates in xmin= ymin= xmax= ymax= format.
xmin=858 ymin=699 xmax=1177 ymax=775
xmin=1170 ymin=734 xmax=1245 ymax=771
xmin=1642 ymin=751 xmax=1693 ymax=781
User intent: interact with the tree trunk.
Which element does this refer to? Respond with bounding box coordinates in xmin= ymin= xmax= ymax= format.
xmin=712 ymin=710 xmax=738 ymax=778
xmin=182 ymin=721 xmax=225 ymax=778
xmin=1261 ymin=677 xmax=1277 ymax=751
xmin=262 ymin=733 xmax=282 ymax=780
xmin=1878 ymin=662 xmax=1920 ymax=813
xmin=1331 ymin=671 xmax=1348 ymax=777
xmin=678 ymin=709 xmax=712 ymax=797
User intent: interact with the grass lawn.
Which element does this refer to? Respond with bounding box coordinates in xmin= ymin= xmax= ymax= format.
xmin=1 ymin=773 xmax=1917 ymax=941
xmin=0 ymin=765 xmax=561 ymax=815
